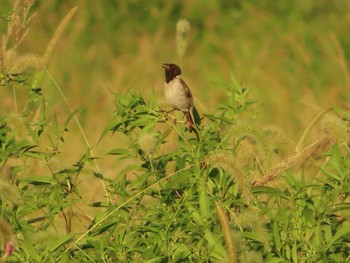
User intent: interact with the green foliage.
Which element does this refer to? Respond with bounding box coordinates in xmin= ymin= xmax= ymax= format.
xmin=1 ymin=1 xmax=350 ymax=262
xmin=85 ymin=86 xmax=348 ymax=262
xmin=1 ymin=64 xmax=349 ymax=262
xmin=254 ymin=148 xmax=350 ymax=262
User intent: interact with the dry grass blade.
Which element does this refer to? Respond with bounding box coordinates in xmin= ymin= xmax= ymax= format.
xmin=253 ymin=136 xmax=335 ymax=186
xmin=330 ymin=33 xmax=350 ymax=88
xmin=40 ymin=6 xmax=78 ymax=68
xmin=1 ymin=0 xmax=37 ymax=72
xmin=295 ymin=106 xmax=333 ymax=152
xmin=216 ymin=204 xmax=237 ymax=263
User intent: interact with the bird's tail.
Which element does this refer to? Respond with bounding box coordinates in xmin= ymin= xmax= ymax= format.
xmin=192 ymin=106 xmax=201 ymax=126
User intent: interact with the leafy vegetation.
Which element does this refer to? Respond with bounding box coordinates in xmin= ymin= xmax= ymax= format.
xmin=1 ymin=1 xmax=350 ymax=262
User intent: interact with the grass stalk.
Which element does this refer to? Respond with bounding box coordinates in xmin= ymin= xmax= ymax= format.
xmin=44 ymin=68 xmax=110 ymax=202
xmin=63 ymin=164 xmax=195 ymax=255
xmin=216 ymin=204 xmax=237 ymax=263
xmin=295 ymin=106 xmax=333 ymax=152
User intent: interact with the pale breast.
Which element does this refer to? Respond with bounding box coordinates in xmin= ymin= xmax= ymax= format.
xmin=164 ymin=77 xmax=193 ymax=111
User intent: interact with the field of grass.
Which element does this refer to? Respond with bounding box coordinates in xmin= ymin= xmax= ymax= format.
xmin=1 ymin=1 xmax=350 ymax=262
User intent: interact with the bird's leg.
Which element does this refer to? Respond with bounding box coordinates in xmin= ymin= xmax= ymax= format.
xmin=161 ymin=108 xmax=176 ymax=115
xmin=184 ymin=108 xmax=200 ymax=140
xmin=160 ymin=108 xmax=178 ymax=123
xmin=184 ymin=109 xmax=194 ymax=132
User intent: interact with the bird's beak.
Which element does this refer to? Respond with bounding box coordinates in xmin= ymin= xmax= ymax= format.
xmin=162 ymin=63 xmax=170 ymax=69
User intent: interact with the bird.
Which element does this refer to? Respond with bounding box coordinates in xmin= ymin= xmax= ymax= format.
xmin=162 ymin=63 xmax=199 ymax=132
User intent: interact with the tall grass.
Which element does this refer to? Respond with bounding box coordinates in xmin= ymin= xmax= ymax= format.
xmin=1 ymin=0 xmax=350 ymax=262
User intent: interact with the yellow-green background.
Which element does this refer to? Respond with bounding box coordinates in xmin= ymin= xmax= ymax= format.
xmin=1 ymin=0 xmax=349 ymax=172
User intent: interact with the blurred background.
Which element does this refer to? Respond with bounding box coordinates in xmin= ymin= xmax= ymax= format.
xmin=1 ymin=0 xmax=350 ymax=171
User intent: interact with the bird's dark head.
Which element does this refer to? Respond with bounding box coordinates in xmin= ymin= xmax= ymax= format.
xmin=162 ymin=63 xmax=181 ymax=83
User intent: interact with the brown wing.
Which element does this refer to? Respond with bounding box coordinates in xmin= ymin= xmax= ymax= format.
xmin=179 ymin=77 xmax=193 ymax=100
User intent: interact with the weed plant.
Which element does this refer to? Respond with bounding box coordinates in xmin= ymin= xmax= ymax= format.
xmin=1 ymin=1 xmax=350 ymax=263
xmin=1 ymin=73 xmax=349 ymax=261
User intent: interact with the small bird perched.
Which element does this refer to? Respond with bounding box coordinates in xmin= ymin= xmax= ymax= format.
xmin=162 ymin=63 xmax=199 ymax=132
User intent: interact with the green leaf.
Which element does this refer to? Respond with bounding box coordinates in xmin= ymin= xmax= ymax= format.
xmin=203 ymin=113 xmax=231 ymax=123
xmin=145 ymin=257 xmax=165 ymax=263
xmin=265 ymin=258 xmax=288 ymax=263
xmin=39 ymin=97 xmax=46 ymax=125
xmin=91 ymin=202 xmax=110 ymax=207
xmin=331 ymin=202 xmax=350 ymax=213
xmin=240 ymin=231 xmax=269 ymax=244
xmin=129 ymin=116 xmax=157 ymax=127
xmin=204 ymin=229 xmax=226 ymax=260
xmin=92 ymin=220 xmax=118 ymax=236
xmin=23 ymin=237 xmax=42 ymax=261
xmin=292 ymin=242 xmax=298 ymax=263
xmin=59 ymin=250 xmax=70 ymax=263
xmin=252 ymin=186 xmax=288 ymax=198
xmin=325 ymin=222 xmax=350 ymax=250
xmin=98 ymin=117 xmax=123 ymax=144
xmin=63 ymin=109 xmax=79 ymax=130
xmin=45 ymin=233 xmax=76 ymax=253
xmin=199 ymin=182 xmax=211 ymax=219
xmin=20 ymin=176 xmax=56 ymax=185
xmin=32 ymin=69 xmax=44 ymax=88
xmin=16 ymin=205 xmax=35 ymax=218
xmin=107 ymin=148 xmax=131 ymax=156
xmin=272 ymin=220 xmax=281 ymax=251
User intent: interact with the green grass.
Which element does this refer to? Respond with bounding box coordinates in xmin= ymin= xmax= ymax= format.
xmin=1 ymin=1 xmax=350 ymax=262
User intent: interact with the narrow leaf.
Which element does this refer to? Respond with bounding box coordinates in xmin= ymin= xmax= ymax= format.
xmin=204 ymin=229 xmax=226 ymax=260
xmin=326 ymin=222 xmax=350 ymax=250
xmin=45 ymin=233 xmax=76 ymax=252
xmin=199 ymin=182 xmax=211 ymax=219
xmin=107 ymin=148 xmax=131 ymax=156
xmin=20 ymin=176 xmax=55 ymax=185
xmin=23 ymin=237 xmax=41 ymax=261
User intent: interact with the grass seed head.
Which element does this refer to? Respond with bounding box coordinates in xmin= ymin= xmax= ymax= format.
xmin=176 ymin=19 xmax=190 ymax=58
xmin=138 ymin=133 xmax=157 ymax=154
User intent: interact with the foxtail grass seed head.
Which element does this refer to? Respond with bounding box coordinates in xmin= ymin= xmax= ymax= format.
xmin=7 ymin=52 xmax=41 ymax=73
xmin=176 ymin=19 xmax=190 ymax=58
xmin=2 ymin=239 xmax=15 ymax=261
xmin=0 ymin=180 xmax=22 ymax=205
xmin=138 ymin=133 xmax=157 ymax=154
xmin=240 ymin=251 xmax=264 ymax=263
